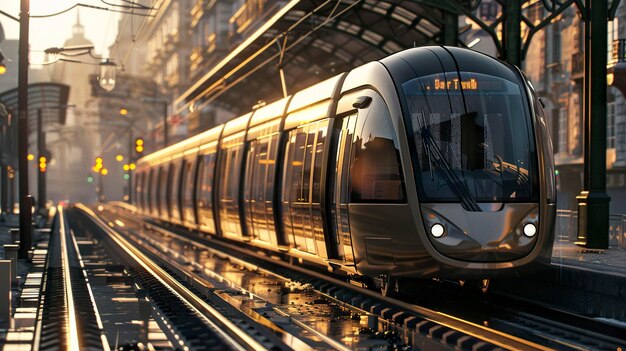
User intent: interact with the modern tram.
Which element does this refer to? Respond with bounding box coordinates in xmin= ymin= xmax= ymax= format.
xmin=134 ymin=46 xmax=556 ymax=292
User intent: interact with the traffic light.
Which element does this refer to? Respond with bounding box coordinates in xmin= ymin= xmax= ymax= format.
xmin=39 ymin=156 xmax=47 ymax=173
xmin=135 ymin=138 xmax=144 ymax=153
xmin=94 ymin=156 xmax=103 ymax=172
xmin=87 ymin=175 xmax=94 ymax=183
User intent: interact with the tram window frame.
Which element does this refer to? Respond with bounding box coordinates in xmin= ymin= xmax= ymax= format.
xmin=147 ymin=169 xmax=154 ymax=213
xmin=181 ymin=157 xmax=196 ymax=224
xmin=282 ymin=119 xmax=330 ymax=254
xmin=165 ymin=163 xmax=174 ymax=218
xmin=168 ymin=161 xmax=182 ymax=220
xmin=197 ymin=150 xmax=217 ymax=233
xmin=244 ymin=133 xmax=281 ymax=243
xmin=218 ymin=137 xmax=245 ymax=237
xmin=349 ymin=92 xmax=407 ymax=203
xmin=158 ymin=166 xmax=168 ymax=217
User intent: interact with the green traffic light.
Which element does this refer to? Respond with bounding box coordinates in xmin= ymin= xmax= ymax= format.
xmin=123 ymin=173 xmax=130 ymax=180
xmin=87 ymin=176 xmax=94 ymax=183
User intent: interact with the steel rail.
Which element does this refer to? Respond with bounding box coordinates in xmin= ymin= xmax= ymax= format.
xmin=76 ymin=204 xmax=269 ymax=351
xmin=67 ymin=222 xmax=111 ymax=350
xmin=57 ymin=205 xmax=81 ymax=350
xmin=100 ymin=204 xmax=551 ymax=351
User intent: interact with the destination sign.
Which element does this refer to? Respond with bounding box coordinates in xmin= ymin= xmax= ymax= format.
xmin=433 ymin=78 xmax=478 ymax=91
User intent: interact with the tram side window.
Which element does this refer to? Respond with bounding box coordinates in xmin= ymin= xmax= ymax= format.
xmin=197 ymin=152 xmax=217 ymax=233
xmin=350 ymin=96 xmax=406 ymax=203
xmin=168 ymin=162 xmax=180 ymax=219
xmin=158 ymin=166 xmax=168 ymax=216
xmin=182 ymin=159 xmax=195 ymax=222
xmin=282 ymin=119 xmax=329 ymax=254
xmin=147 ymin=169 xmax=154 ymax=213
xmin=218 ymin=141 xmax=245 ymax=237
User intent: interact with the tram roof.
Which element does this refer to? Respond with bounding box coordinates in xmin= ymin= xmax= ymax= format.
xmin=175 ymin=0 xmax=475 ymax=116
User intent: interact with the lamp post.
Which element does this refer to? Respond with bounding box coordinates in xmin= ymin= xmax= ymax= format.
xmin=17 ymin=0 xmax=32 ymax=259
xmin=35 ymin=105 xmax=74 ymax=212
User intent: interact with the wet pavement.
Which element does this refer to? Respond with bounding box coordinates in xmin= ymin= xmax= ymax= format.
xmin=552 ymin=240 xmax=626 ymax=276
xmin=101 ymin=209 xmax=402 ymax=351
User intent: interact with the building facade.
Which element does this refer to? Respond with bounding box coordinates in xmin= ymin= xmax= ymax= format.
xmin=464 ymin=1 xmax=626 ymax=216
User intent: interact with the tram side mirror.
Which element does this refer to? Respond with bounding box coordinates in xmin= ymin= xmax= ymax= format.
xmin=353 ymin=96 xmax=372 ymax=109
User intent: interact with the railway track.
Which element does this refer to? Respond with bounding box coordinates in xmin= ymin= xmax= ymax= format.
xmin=85 ymin=203 xmax=625 ymax=351
xmin=71 ymin=204 xmax=295 ymax=351
xmin=33 ymin=206 xmax=110 ymax=351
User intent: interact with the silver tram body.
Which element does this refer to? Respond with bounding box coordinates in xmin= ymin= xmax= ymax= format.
xmin=134 ymin=47 xmax=556 ymax=282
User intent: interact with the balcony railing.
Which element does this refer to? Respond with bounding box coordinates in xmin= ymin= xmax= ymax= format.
xmin=571 ymin=51 xmax=584 ymax=80
xmin=557 ymin=209 xmax=626 ymax=248
xmin=611 ymin=39 xmax=626 ymax=64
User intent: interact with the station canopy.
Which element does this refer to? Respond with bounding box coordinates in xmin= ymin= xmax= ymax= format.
xmin=0 ymin=83 xmax=71 ymax=127
xmin=176 ymin=0 xmax=475 ymax=116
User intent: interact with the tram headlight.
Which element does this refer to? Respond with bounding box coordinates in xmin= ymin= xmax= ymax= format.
xmin=430 ymin=223 xmax=445 ymax=238
xmin=523 ymin=223 xmax=537 ymax=237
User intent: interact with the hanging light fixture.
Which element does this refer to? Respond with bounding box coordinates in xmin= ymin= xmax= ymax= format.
xmin=98 ymin=59 xmax=117 ymax=91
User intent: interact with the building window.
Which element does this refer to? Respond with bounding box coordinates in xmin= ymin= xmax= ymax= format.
xmin=608 ymin=19 xmax=619 ymax=61
xmin=558 ymin=107 xmax=567 ymax=153
xmin=479 ymin=2 xmax=498 ymax=21
xmin=607 ymin=101 xmax=616 ymax=149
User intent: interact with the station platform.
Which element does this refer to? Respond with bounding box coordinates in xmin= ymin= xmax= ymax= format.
xmin=552 ymin=241 xmax=626 ymax=276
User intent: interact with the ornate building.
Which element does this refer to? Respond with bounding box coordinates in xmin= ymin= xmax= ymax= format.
xmin=47 ymin=14 xmax=105 ymax=203
xmin=465 ymin=1 xmax=626 ymax=215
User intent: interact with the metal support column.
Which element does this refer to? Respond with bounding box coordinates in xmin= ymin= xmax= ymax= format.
xmin=1 ymin=124 xmax=7 ymax=219
xmin=0 ymin=165 xmax=7 ymax=219
xmin=502 ymin=0 xmax=522 ymax=67
xmin=442 ymin=10 xmax=458 ymax=46
xmin=17 ymin=0 xmax=32 ymax=259
xmin=577 ymin=0 xmax=611 ymax=249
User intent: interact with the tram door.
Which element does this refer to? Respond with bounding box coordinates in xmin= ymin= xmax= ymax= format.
xmin=330 ymin=114 xmax=358 ymax=265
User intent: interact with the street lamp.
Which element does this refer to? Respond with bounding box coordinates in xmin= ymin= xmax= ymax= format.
xmin=98 ymin=59 xmax=117 ymax=92
xmin=44 ymin=45 xmax=118 ymax=92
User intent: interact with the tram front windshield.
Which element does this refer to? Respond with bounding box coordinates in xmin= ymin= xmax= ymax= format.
xmin=401 ymin=72 xmax=537 ymax=205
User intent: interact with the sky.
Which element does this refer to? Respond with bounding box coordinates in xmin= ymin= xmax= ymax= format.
xmin=1 ymin=0 xmax=123 ymax=65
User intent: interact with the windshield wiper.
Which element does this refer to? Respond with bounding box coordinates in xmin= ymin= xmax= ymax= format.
xmin=418 ymin=123 xmax=482 ymax=212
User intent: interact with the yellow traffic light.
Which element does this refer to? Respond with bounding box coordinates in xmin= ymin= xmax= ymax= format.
xmin=116 ymin=155 xmax=124 ymax=162
xmin=101 ymin=168 xmax=108 ymax=175
xmin=123 ymin=164 xmax=130 ymax=171
xmin=129 ymin=163 xmax=136 ymax=170
xmin=0 ymin=64 xmax=6 ymax=76
xmin=27 ymin=154 xmax=35 ymax=161
xmin=120 ymin=108 xmax=128 ymax=116
xmin=39 ymin=156 xmax=46 ymax=163
xmin=95 ymin=157 xmax=103 ymax=164
xmin=135 ymin=138 xmax=145 ymax=153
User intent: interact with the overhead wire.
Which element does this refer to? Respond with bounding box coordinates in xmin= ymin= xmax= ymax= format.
xmin=109 ymin=0 xmax=160 ymax=70
xmin=189 ymin=0 xmax=360 ymax=113
xmin=29 ymin=3 xmax=154 ymax=18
